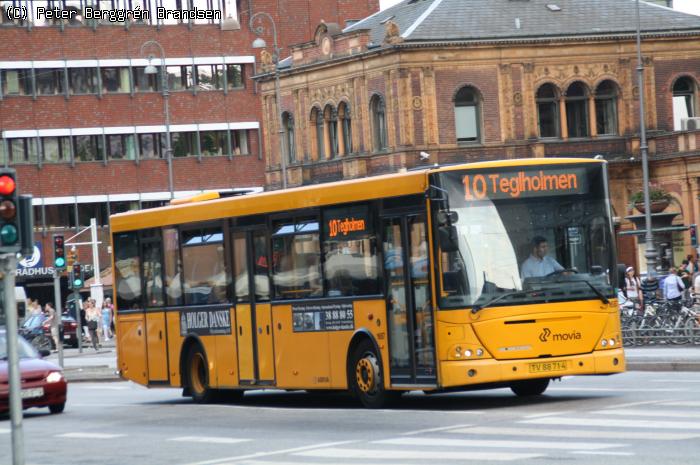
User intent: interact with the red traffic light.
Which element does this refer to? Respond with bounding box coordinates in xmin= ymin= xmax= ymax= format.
xmin=0 ymin=175 xmax=16 ymax=196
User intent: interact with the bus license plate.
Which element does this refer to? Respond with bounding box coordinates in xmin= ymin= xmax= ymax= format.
xmin=20 ymin=388 xmax=44 ymax=399
xmin=528 ymin=361 xmax=568 ymax=374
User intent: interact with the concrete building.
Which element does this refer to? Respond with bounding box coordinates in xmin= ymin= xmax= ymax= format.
xmin=256 ymin=0 xmax=700 ymax=274
xmin=0 ymin=0 xmax=379 ymax=303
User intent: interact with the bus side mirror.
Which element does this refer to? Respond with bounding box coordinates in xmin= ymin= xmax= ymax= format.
xmin=439 ymin=225 xmax=459 ymax=253
xmin=436 ymin=210 xmax=459 ymax=226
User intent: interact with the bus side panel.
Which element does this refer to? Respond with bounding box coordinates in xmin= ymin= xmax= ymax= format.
xmin=214 ymin=308 xmax=239 ymax=388
xmin=166 ymin=312 xmax=184 ymax=386
xmin=117 ymin=314 xmax=148 ymax=386
xmin=146 ymin=312 xmax=168 ymax=382
xmin=272 ymin=304 xmax=331 ymax=389
xmin=199 ymin=336 xmax=219 ymax=387
xmin=235 ymin=304 xmax=255 ymax=381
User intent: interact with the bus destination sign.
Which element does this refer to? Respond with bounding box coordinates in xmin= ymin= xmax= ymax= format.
xmin=463 ymin=168 xmax=588 ymax=200
xmin=292 ymin=301 xmax=355 ymax=332
xmin=180 ymin=307 xmax=232 ymax=336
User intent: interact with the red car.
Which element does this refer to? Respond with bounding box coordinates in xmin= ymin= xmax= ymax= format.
xmin=42 ymin=314 xmax=80 ymax=349
xmin=0 ymin=331 xmax=67 ymax=414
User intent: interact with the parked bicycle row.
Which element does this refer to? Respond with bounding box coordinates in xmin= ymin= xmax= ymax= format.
xmin=619 ymin=292 xmax=700 ymax=346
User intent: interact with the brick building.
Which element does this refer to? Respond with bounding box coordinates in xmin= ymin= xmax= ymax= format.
xmin=0 ymin=0 xmax=378 ymax=303
xmin=257 ymin=0 xmax=700 ymax=274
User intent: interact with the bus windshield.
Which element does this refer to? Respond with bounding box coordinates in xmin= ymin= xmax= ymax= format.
xmin=432 ymin=163 xmax=616 ymax=309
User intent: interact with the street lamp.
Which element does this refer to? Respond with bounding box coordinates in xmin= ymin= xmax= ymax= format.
xmin=635 ymin=0 xmax=657 ymax=279
xmin=140 ymin=40 xmax=174 ymax=200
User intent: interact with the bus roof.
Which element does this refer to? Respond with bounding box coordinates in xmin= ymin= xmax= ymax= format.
xmin=110 ymin=157 xmax=603 ymax=232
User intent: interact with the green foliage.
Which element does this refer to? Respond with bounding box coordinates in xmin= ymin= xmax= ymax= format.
xmin=629 ymin=188 xmax=672 ymax=206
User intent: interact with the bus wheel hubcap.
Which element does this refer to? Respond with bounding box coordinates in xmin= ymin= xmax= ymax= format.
xmin=356 ymin=356 xmax=378 ymax=394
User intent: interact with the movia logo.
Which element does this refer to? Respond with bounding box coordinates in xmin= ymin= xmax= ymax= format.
xmin=539 ymin=327 xmax=582 ymax=342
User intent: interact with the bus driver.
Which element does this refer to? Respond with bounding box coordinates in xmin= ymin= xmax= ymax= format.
xmin=521 ymin=236 xmax=564 ymax=278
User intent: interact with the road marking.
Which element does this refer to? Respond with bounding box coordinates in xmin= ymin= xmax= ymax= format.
xmin=0 ymin=428 xmax=10 ymax=434
xmin=57 ymin=433 xmax=126 ymax=439
xmin=522 ymin=417 xmax=700 ymax=430
xmin=650 ymin=379 xmax=700 ymax=383
xmin=601 ymin=400 xmax=665 ymax=409
xmin=450 ymin=426 xmax=700 ymax=441
xmin=523 ymin=410 xmax=574 ymax=419
xmin=181 ymin=441 xmax=357 ymax=465
xmin=399 ymin=424 xmax=474 ymax=435
xmin=595 ymin=408 xmax=700 ymax=419
xmin=295 ymin=447 xmax=542 ymax=461
xmin=168 ymin=437 xmax=251 ymax=445
xmin=549 ymin=387 xmax=688 ymax=392
xmin=662 ymin=401 xmax=700 ymax=407
xmin=571 ymin=451 xmax=635 ymax=456
xmin=374 ymin=437 xmax=623 ymax=451
xmin=81 ymin=385 xmax=130 ymax=390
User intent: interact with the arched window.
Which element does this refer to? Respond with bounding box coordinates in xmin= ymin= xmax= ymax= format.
xmin=454 ymin=86 xmax=480 ymax=143
xmin=339 ymin=102 xmax=352 ymax=155
xmin=370 ymin=94 xmax=387 ymax=151
xmin=536 ymin=84 xmax=560 ymax=138
xmin=312 ymin=107 xmax=325 ymax=160
xmin=595 ymin=80 xmax=618 ymax=136
xmin=565 ymin=81 xmax=589 ymax=138
xmin=324 ymin=104 xmax=338 ymax=158
xmin=282 ymin=112 xmax=295 ymax=163
xmin=673 ymin=77 xmax=696 ymax=130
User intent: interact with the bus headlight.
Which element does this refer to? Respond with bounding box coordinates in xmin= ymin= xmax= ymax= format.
xmin=464 ymin=349 xmax=472 ymax=357
xmin=609 ymin=338 xmax=616 ymax=347
xmin=601 ymin=339 xmax=608 ymax=347
xmin=455 ymin=346 xmax=462 ymax=358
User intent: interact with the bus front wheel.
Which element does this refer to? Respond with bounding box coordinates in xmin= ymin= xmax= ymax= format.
xmin=510 ymin=378 xmax=550 ymax=397
xmin=350 ymin=339 xmax=396 ymax=408
xmin=186 ymin=345 xmax=215 ymax=403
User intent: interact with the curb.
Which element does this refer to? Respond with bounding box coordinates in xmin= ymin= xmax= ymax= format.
xmin=63 ymin=367 xmax=121 ymax=382
xmin=626 ymin=361 xmax=700 ymax=372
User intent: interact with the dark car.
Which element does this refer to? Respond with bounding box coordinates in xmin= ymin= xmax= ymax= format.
xmin=0 ymin=331 xmax=67 ymax=414
xmin=18 ymin=314 xmax=48 ymax=347
xmin=42 ymin=314 xmax=80 ymax=349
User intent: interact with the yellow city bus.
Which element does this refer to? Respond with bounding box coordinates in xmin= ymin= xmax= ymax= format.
xmin=111 ymin=158 xmax=624 ymax=408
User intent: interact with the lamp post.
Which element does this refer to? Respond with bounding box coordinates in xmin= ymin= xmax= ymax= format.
xmin=249 ymin=12 xmax=288 ymax=189
xmin=140 ymin=40 xmax=174 ymax=200
xmin=636 ymin=0 xmax=657 ymax=279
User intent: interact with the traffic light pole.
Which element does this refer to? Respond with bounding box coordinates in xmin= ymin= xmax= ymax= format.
xmin=52 ymin=270 xmax=64 ymax=367
xmin=2 ymin=253 xmax=25 ymax=465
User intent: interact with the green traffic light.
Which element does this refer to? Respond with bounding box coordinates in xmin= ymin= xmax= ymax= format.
xmin=55 ymin=257 xmax=66 ymax=268
xmin=0 ymin=224 xmax=18 ymax=245
xmin=73 ymin=279 xmax=83 ymax=288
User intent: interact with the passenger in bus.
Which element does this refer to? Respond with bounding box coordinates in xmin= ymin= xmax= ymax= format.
xmin=520 ymin=236 xmax=564 ymax=278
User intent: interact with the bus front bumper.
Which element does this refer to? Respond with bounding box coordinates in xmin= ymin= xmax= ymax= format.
xmin=439 ymin=348 xmax=625 ymax=389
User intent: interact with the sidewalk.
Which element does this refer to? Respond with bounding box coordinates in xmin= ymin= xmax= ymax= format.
xmin=46 ymin=337 xmax=120 ymax=382
xmin=46 ymin=341 xmax=700 ymax=383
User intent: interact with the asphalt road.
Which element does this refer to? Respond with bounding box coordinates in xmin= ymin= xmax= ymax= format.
xmin=3 ymin=371 xmax=700 ymax=465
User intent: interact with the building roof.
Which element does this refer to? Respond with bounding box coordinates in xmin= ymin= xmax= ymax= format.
xmin=344 ymin=0 xmax=700 ymax=45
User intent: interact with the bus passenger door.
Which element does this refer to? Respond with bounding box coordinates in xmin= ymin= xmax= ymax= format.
xmin=145 ymin=311 xmax=169 ymax=382
xmin=382 ymin=213 xmax=437 ymax=386
xmin=232 ymin=229 xmax=274 ymax=385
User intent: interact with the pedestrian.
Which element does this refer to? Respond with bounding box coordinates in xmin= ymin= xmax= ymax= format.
xmin=28 ymin=298 xmax=42 ymax=315
xmin=44 ymin=302 xmax=59 ymax=351
xmin=79 ymin=300 xmax=88 ymax=340
xmin=104 ymin=297 xmax=115 ymax=338
xmin=85 ymin=299 xmax=101 ymax=351
xmin=101 ymin=299 xmax=112 ymax=341
xmin=663 ymin=267 xmax=685 ymax=311
xmin=623 ymin=266 xmax=643 ymax=314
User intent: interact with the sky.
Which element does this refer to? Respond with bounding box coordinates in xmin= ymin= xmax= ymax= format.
xmin=379 ymin=0 xmax=700 ymax=16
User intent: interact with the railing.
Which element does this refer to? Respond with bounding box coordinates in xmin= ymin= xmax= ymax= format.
xmin=620 ymin=296 xmax=700 ymax=346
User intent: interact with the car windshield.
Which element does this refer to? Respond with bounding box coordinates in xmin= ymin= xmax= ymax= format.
xmin=431 ymin=163 xmax=616 ymax=309
xmin=0 ymin=333 xmax=40 ymax=360
xmin=22 ymin=314 xmax=45 ymax=328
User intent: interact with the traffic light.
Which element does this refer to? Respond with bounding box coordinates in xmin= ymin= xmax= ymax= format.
xmin=18 ymin=194 xmax=34 ymax=257
xmin=54 ymin=235 xmax=66 ymax=269
xmin=691 ymin=224 xmax=698 ymax=248
xmin=70 ymin=263 xmax=84 ymax=290
xmin=0 ymin=168 xmax=20 ymax=254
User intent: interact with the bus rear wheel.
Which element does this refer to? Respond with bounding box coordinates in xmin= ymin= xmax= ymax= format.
xmin=510 ymin=378 xmax=550 ymax=397
xmin=350 ymin=339 xmax=396 ymax=408
xmin=186 ymin=345 xmax=216 ymax=403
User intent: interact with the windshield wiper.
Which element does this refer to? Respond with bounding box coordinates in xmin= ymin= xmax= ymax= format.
xmin=471 ymin=288 xmax=558 ymax=314
xmin=584 ymin=280 xmax=609 ymax=304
